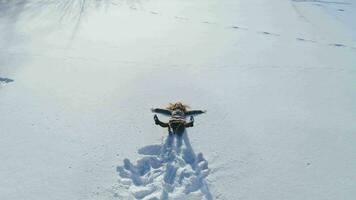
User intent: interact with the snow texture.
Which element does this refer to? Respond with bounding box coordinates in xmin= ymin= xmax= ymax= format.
xmin=0 ymin=0 xmax=356 ymax=200
xmin=113 ymin=131 xmax=212 ymax=200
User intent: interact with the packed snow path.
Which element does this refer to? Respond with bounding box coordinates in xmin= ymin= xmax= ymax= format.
xmin=114 ymin=132 xmax=212 ymax=200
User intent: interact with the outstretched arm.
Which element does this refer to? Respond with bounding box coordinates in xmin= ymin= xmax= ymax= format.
xmin=151 ymin=108 xmax=172 ymax=116
xmin=185 ymin=110 xmax=206 ymax=116
xmin=154 ymin=115 xmax=169 ymax=127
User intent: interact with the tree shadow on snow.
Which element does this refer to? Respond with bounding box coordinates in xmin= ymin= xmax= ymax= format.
xmin=116 ymin=131 xmax=213 ymax=200
xmin=0 ymin=0 xmax=143 ymax=43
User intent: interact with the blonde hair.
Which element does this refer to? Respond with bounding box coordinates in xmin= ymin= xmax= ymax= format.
xmin=166 ymin=102 xmax=189 ymax=112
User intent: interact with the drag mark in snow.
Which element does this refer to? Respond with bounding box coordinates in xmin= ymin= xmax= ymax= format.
xmin=113 ymin=132 xmax=212 ymax=200
xmin=0 ymin=77 xmax=14 ymax=84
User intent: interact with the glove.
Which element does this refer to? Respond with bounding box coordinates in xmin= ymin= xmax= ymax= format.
xmin=154 ymin=115 xmax=159 ymax=124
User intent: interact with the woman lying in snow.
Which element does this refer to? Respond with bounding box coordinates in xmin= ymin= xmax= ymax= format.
xmin=152 ymin=102 xmax=206 ymax=134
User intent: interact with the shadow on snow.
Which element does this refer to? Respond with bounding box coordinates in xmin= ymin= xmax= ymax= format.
xmin=115 ymin=131 xmax=212 ymax=200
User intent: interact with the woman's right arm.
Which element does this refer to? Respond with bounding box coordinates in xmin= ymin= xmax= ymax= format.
xmin=151 ymin=108 xmax=172 ymax=116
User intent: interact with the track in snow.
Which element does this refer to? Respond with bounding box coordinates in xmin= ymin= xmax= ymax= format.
xmin=113 ymin=132 xmax=212 ymax=200
xmin=0 ymin=77 xmax=14 ymax=84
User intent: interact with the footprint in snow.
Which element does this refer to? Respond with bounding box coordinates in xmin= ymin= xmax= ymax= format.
xmin=231 ymin=26 xmax=248 ymax=30
xmin=113 ymin=132 xmax=213 ymax=200
xmin=202 ymin=21 xmax=216 ymax=25
xmin=296 ymin=38 xmax=316 ymax=43
xmin=0 ymin=77 xmax=14 ymax=84
xmin=174 ymin=16 xmax=188 ymax=20
xmin=260 ymin=31 xmax=280 ymax=36
xmin=330 ymin=43 xmax=346 ymax=47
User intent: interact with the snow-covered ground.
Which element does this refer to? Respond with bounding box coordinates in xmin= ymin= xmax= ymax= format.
xmin=0 ymin=0 xmax=355 ymax=199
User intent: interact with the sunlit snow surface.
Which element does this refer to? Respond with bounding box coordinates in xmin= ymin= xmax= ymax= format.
xmin=114 ymin=132 xmax=212 ymax=200
xmin=0 ymin=0 xmax=355 ymax=200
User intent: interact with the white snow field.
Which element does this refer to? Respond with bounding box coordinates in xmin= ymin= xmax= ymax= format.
xmin=0 ymin=0 xmax=355 ymax=199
